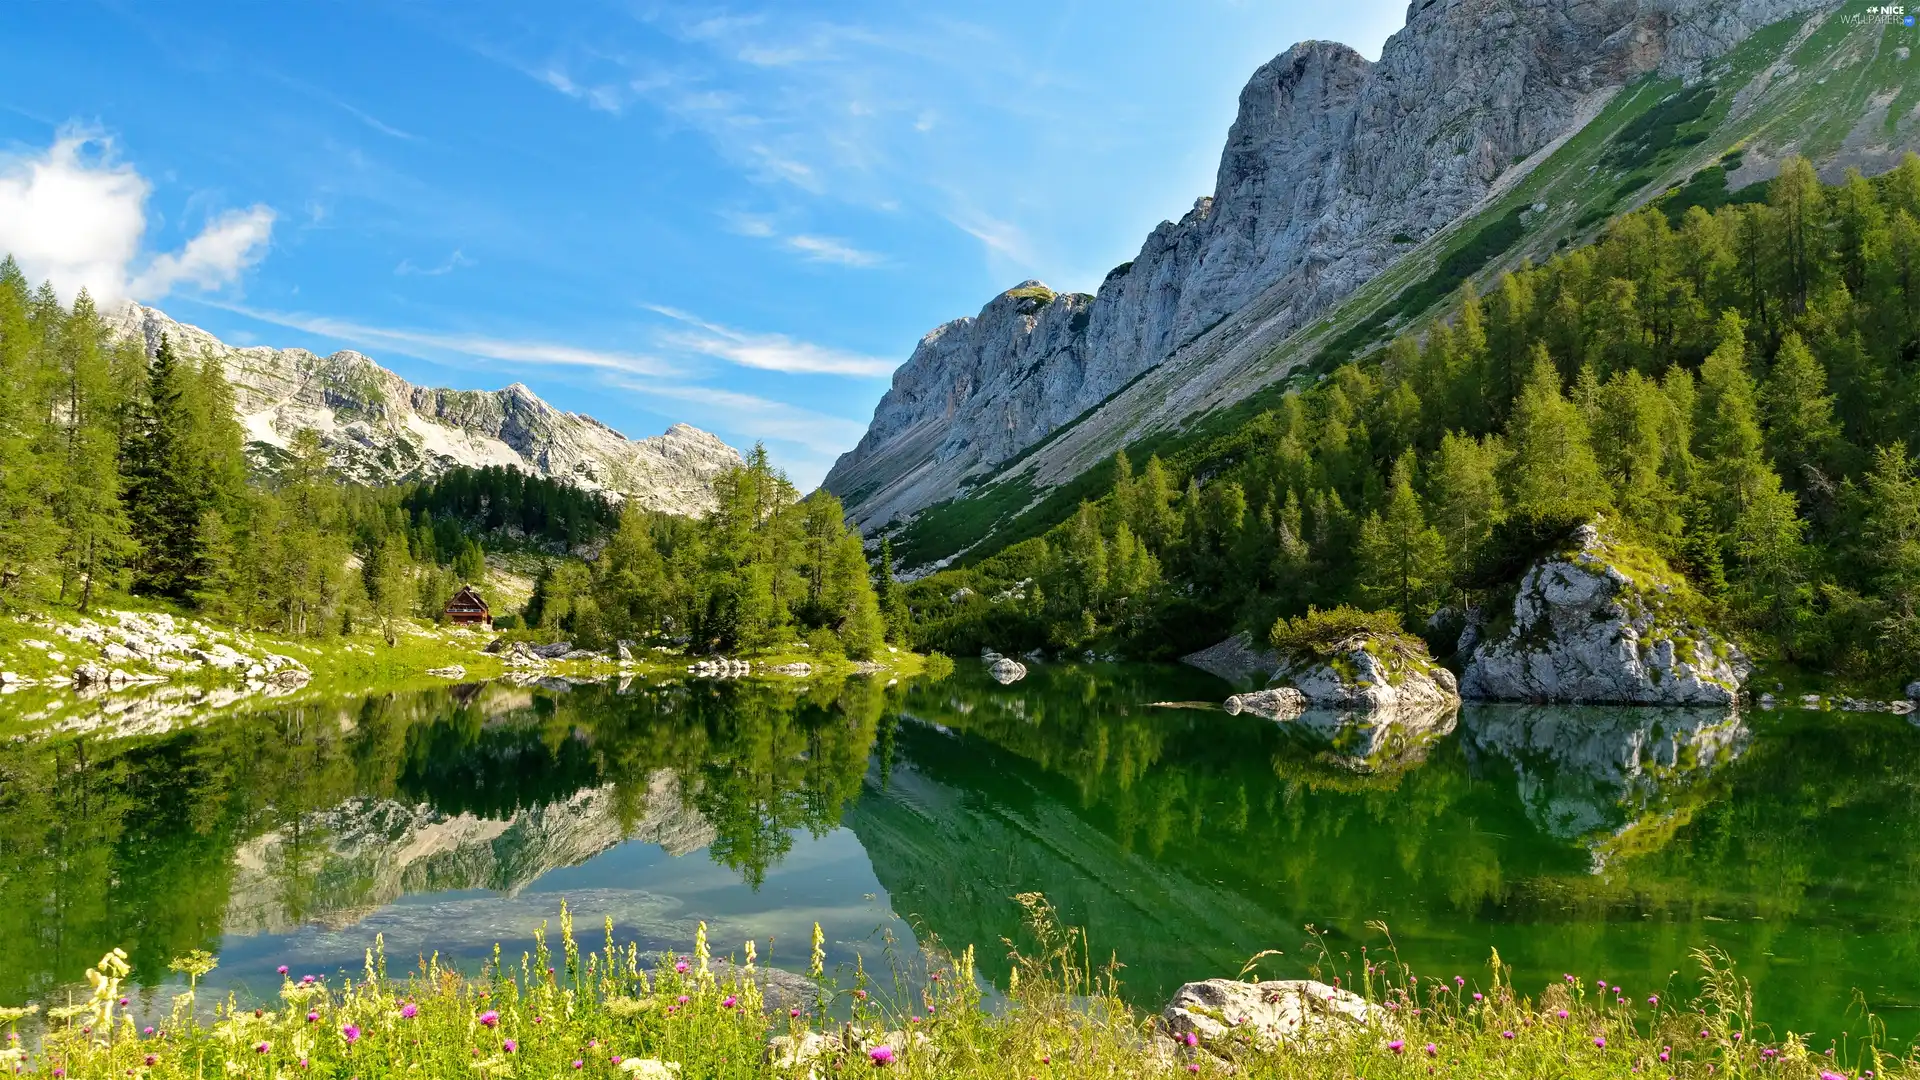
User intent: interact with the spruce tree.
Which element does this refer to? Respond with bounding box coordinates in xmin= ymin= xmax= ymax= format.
xmin=1356 ymin=455 xmax=1447 ymax=618
xmin=1505 ymin=348 xmax=1609 ymax=524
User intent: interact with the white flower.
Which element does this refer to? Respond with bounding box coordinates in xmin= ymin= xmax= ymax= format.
xmin=617 ymin=1059 xmax=682 ymax=1080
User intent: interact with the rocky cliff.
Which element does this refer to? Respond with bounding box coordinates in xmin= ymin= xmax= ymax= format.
xmin=108 ymin=304 xmax=743 ymax=516
xmin=826 ymin=0 xmax=1850 ymax=544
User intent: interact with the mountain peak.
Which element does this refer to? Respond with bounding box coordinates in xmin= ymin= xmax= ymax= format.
xmin=109 ymin=304 xmax=744 ymax=516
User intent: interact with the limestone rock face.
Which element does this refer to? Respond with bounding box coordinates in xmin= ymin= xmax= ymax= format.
xmin=1163 ymin=979 xmax=1379 ymax=1051
xmin=107 ymin=304 xmax=742 ymax=516
xmin=1274 ymin=639 xmax=1459 ymax=710
xmin=825 ymin=0 xmax=1827 ymax=539
xmin=1461 ymin=524 xmax=1748 ymax=704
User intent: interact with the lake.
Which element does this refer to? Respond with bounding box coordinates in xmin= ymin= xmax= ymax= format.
xmin=2 ymin=661 xmax=1916 ymax=1044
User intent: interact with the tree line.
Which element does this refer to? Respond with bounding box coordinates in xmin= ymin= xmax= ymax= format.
xmin=909 ymin=154 xmax=1920 ymax=679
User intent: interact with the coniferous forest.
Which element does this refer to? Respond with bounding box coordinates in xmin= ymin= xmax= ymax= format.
xmin=0 ymin=259 xmax=887 ymax=657
xmin=906 ymin=156 xmax=1920 ymax=683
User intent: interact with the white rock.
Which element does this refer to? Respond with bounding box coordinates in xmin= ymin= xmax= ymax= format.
xmin=1163 ymin=979 xmax=1379 ymax=1051
xmin=988 ymin=657 xmax=1027 ymax=684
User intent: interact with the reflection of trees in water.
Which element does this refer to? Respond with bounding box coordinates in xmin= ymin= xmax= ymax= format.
xmin=0 ymin=677 xmax=895 ymax=1000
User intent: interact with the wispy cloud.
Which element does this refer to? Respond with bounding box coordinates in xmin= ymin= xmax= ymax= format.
xmin=945 ymin=207 xmax=1031 ymax=263
xmin=647 ymin=305 xmax=896 ymax=377
xmin=784 ymin=234 xmax=882 ymax=267
xmin=610 ymin=378 xmax=867 ymax=456
xmin=395 ymin=249 xmax=475 ymax=276
xmin=209 ymin=302 xmax=679 ymax=378
xmin=721 ymin=211 xmax=883 ymax=267
xmin=541 ymin=67 xmax=626 ymax=114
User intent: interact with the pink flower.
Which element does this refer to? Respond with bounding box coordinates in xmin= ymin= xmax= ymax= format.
xmin=1424 ymin=1044 xmax=1437 ymax=1057
xmin=306 ymin=1013 xmax=318 ymax=1024
xmin=1502 ymin=1031 xmax=1514 ymax=1040
xmin=674 ymin=961 xmax=689 ymax=974
xmin=1648 ymin=996 xmax=1660 ymax=1007
xmin=401 ymin=1003 xmax=417 ymax=1019
xmin=1454 ymin=976 xmax=1465 ymax=986
xmin=143 ymin=1027 xmax=154 ymax=1036
xmin=869 ymin=1046 xmax=895 ymax=1066
xmin=1183 ymin=1033 xmax=1198 ymax=1048
xmin=1733 ymin=1033 xmax=1743 ymax=1042
xmin=1594 ymin=1037 xmax=1607 ymax=1049
xmin=676 ymin=995 xmax=688 ymax=1005
xmin=302 ymin=975 xmax=316 ymax=985
xmin=256 ymin=1042 xmax=271 ymax=1054
xmin=791 ymin=1008 xmax=801 ymax=1018
xmin=612 ymin=1057 xmax=622 ymax=1066
xmin=722 ymin=996 xmax=737 ymax=1009
xmin=1661 ymin=1052 xmax=1671 ymax=1063
xmin=342 ymin=1024 xmax=360 ymax=1045
xmin=1389 ymin=1040 xmax=1406 ymax=1054
xmin=278 ymin=966 xmax=289 ymax=976
xmin=1556 ymin=1010 xmax=1569 ymax=1019
xmin=1820 ymin=1073 xmax=1847 ymax=1080
xmin=503 ymin=1040 xmax=517 ymax=1054
xmin=479 ymin=1011 xmax=500 ymax=1028
xmin=1473 ymin=993 xmax=1483 ymax=1002
xmin=1187 ymin=1066 xmax=1199 ymax=1075
xmin=572 ymin=1060 xmax=584 ymax=1070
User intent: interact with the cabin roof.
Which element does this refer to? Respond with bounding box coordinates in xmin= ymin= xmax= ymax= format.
xmin=445 ymin=585 xmax=489 ymax=612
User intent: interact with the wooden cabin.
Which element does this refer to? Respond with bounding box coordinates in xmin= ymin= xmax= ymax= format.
xmin=444 ymin=585 xmax=491 ymax=627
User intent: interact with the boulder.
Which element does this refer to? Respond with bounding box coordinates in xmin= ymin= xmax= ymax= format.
xmin=1461 ymin=523 xmax=1748 ymax=705
xmin=1183 ymin=631 xmax=1280 ymax=686
xmin=1271 ymin=635 xmax=1457 ymax=711
xmin=1163 ymin=979 xmax=1379 ymax=1051
xmin=1223 ymin=687 xmax=1307 ymax=719
xmin=265 ymin=668 xmax=311 ymax=689
xmin=532 ymin=641 xmax=574 ymax=659
xmin=988 ymin=657 xmax=1027 ymax=684
xmin=484 ymin=637 xmax=509 ymax=654
xmin=71 ymin=662 xmax=110 ymax=688
xmin=616 ymin=641 xmax=634 ymax=662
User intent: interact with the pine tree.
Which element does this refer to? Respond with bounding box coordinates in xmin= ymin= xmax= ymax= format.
xmin=1425 ymin=432 xmax=1506 ymax=590
xmin=1760 ymin=331 xmax=1841 ymax=492
xmin=1356 ymin=455 xmax=1447 ymax=617
xmin=1505 ymin=347 xmax=1609 ymax=524
xmin=1863 ymin=442 xmax=1920 ymax=655
xmin=367 ymin=531 xmax=413 ymax=647
xmin=50 ymin=291 xmax=134 ymax=612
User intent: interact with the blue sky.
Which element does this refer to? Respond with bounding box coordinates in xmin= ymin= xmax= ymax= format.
xmin=0 ymin=0 xmax=1405 ymax=487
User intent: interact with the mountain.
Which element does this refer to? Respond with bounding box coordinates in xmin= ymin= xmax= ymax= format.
xmin=108 ymin=303 xmax=743 ymax=517
xmin=826 ymin=0 xmax=1915 ymax=566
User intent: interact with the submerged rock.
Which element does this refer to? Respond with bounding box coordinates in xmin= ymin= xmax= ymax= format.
xmin=1271 ymin=630 xmax=1458 ymax=710
xmin=1163 ymin=979 xmax=1379 ymax=1051
xmin=1461 ymin=523 xmax=1747 ymax=705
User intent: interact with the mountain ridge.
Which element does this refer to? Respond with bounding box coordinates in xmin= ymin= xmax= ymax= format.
xmin=824 ymin=0 xmax=1903 ymax=566
xmin=107 ymin=303 xmax=743 ymax=517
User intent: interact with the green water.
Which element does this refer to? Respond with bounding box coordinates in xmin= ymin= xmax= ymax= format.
xmin=2 ymin=663 xmax=1916 ymax=1044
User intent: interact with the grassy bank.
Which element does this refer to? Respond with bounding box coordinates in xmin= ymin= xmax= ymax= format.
xmin=3 ymin=903 xmax=1903 ymax=1080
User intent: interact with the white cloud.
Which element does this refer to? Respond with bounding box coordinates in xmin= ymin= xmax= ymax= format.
xmin=611 ymin=377 xmax=867 ymax=457
xmin=719 ymin=210 xmax=777 ymax=238
xmin=541 ymin=67 xmax=626 ymax=113
xmin=945 ymin=207 xmax=1031 ymax=263
xmin=0 ymin=127 xmax=274 ymax=304
xmin=211 ymin=302 xmax=679 ymax=378
xmin=785 ymin=234 xmax=882 ymax=267
xmin=646 ymin=305 xmax=896 ymax=377
xmin=395 ymin=249 xmax=476 ymax=276
xmin=129 ymin=206 xmax=276 ymax=298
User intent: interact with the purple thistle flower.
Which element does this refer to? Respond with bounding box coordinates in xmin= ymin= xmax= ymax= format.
xmin=1455 ymin=976 xmax=1465 ymax=986
xmin=144 ymin=1056 xmax=156 ymax=1067
xmin=1502 ymin=1031 xmax=1514 ymax=1040
xmin=479 ymin=1011 xmax=500 ymax=1028
xmin=1649 ymin=996 xmax=1659 ymax=1007
xmin=1183 ymin=1033 xmax=1198 ymax=1047
xmin=1473 ymin=992 xmax=1483 ymax=1002
xmin=1594 ymin=1036 xmax=1607 ymax=1049
xmin=1186 ymin=1066 xmax=1199 ymax=1075
xmin=791 ymin=1008 xmax=801 ymax=1018
xmin=342 ymin=1024 xmax=360 ymax=1045
xmin=869 ymin=1046 xmax=895 ymax=1066
xmin=612 ymin=1057 xmax=622 ymax=1066
xmin=256 ymin=1042 xmax=271 ymax=1054
xmin=1821 ymin=1073 xmax=1847 ymax=1080
xmin=1661 ymin=1052 xmax=1671 ymax=1062
xmin=676 ymin=995 xmax=688 ymax=1004
xmin=306 ymin=1013 xmax=319 ymax=1024
xmin=1424 ymin=1044 xmax=1437 ymax=1057
xmin=301 ymin=975 xmax=316 ymax=985
xmin=722 ymin=996 xmax=737 ymax=1009
xmin=143 ymin=1027 xmax=154 ymax=1036
xmin=503 ymin=1040 xmax=517 ymax=1054
xmin=674 ymin=961 xmax=689 ymax=974
xmin=572 ymin=1060 xmax=584 ymax=1070
xmin=278 ymin=966 xmax=289 ymax=976
xmin=1389 ymin=1040 xmax=1406 ymax=1054
xmin=1556 ymin=1009 xmax=1569 ymax=1019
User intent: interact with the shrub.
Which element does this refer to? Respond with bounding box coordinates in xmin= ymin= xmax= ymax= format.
xmin=1269 ymin=604 xmax=1412 ymax=657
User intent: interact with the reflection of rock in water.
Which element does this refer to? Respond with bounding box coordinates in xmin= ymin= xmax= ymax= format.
xmin=1461 ymin=704 xmax=1748 ymax=865
xmin=1270 ymin=703 xmax=1458 ymax=776
xmin=224 ymin=769 xmax=715 ymax=936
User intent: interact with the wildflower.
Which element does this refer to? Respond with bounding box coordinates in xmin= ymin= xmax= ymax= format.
xmin=1473 ymin=992 xmax=1483 ymax=1002
xmin=853 ymin=990 xmax=867 ymax=1001
xmin=53 ymin=1069 xmax=64 ymax=1077
xmin=1424 ymin=1044 xmax=1437 ymax=1058
xmin=1389 ymin=1040 xmax=1406 ymax=1054
xmin=401 ymin=1003 xmax=417 ymax=1019
xmin=676 ymin=996 xmax=688 ymax=1005
xmin=302 ymin=975 xmax=316 ymax=984
xmin=1821 ymin=1073 xmax=1847 ymax=1080
xmin=1595 ymin=1037 xmax=1607 ymax=1049
xmin=307 ymin=1013 xmax=319 ymax=1023
xmin=257 ymin=1042 xmax=271 ymax=1054
xmin=143 ymin=1027 xmax=154 ymax=1036
xmin=1565 ymin=974 xmax=1575 ymax=983
xmin=300 ymin=1060 xmax=310 ymax=1070
xmin=503 ymin=1041 xmax=517 ymax=1054
xmin=342 ymin=1024 xmax=361 ymax=1045
xmin=573 ymin=1060 xmax=584 ymax=1070
xmin=1660 ymin=1049 xmax=1671 ymax=1062
xmin=1733 ymin=1033 xmax=1743 ymax=1042
xmin=278 ymin=966 xmax=289 ymax=975
xmin=674 ymin=961 xmax=688 ymax=974
xmin=479 ymin=1011 xmax=500 ymax=1028
xmin=791 ymin=1008 xmax=801 ymax=1018
xmin=869 ymin=1046 xmax=895 ymax=1066
xmin=1556 ymin=1009 xmax=1569 ymax=1019
xmin=1187 ymin=1067 xmax=1199 ymax=1075
xmin=119 ymin=998 xmax=129 ymax=1007
xmin=1502 ymin=1031 xmax=1514 ymax=1040
xmin=1455 ymin=976 xmax=1465 ymax=986
xmin=1183 ymin=1033 xmax=1198 ymax=1048
xmin=722 ymin=996 xmax=737 ymax=1009
xmin=1700 ymin=1031 xmax=1711 ymax=1039
xmin=1649 ymin=995 xmax=1659 ymax=1006
xmin=144 ymin=1057 xmax=155 ymax=1067
xmin=612 ymin=1057 xmax=622 ymax=1065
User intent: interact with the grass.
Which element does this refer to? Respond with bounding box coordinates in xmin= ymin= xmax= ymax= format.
xmin=5 ymin=899 xmax=1911 ymax=1080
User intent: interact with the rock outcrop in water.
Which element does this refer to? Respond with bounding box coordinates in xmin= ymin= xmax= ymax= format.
xmin=1461 ymin=524 xmax=1748 ymax=705
xmin=108 ymin=304 xmax=742 ymax=516
xmin=825 ymin=0 xmax=1828 ymax=536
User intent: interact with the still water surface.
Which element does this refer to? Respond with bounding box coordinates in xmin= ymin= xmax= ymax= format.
xmin=2 ymin=662 xmax=1916 ymax=1042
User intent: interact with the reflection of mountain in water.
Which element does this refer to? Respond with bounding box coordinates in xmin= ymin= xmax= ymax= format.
xmin=225 ymin=770 xmax=714 ymax=936
xmin=1461 ymin=705 xmax=1748 ymax=866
